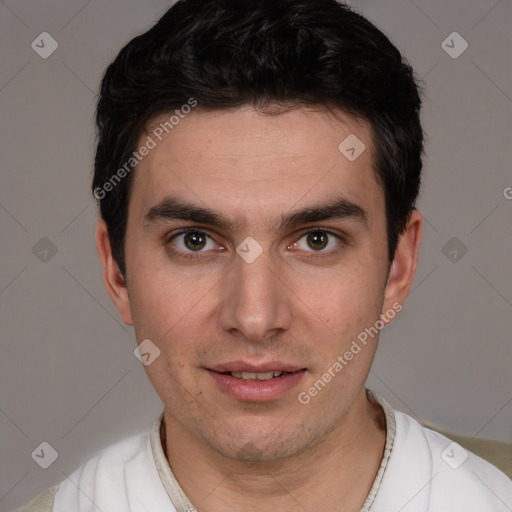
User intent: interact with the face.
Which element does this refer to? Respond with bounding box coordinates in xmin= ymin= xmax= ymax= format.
xmin=98 ymin=105 xmax=420 ymax=463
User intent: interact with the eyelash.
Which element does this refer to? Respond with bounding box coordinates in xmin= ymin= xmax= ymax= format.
xmin=166 ymin=229 xmax=218 ymax=260
xmin=291 ymin=228 xmax=345 ymax=259
xmin=166 ymin=228 xmax=346 ymax=260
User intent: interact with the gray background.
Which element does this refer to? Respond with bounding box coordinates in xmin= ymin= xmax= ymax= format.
xmin=1 ymin=0 xmax=511 ymax=509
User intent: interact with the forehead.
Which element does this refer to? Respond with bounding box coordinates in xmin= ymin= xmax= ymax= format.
xmin=130 ymin=106 xmax=382 ymax=227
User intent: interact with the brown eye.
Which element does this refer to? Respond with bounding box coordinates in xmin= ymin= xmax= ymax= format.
xmin=171 ymin=230 xmax=216 ymax=253
xmin=291 ymin=229 xmax=341 ymax=254
xmin=184 ymin=231 xmax=207 ymax=251
xmin=306 ymin=231 xmax=329 ymax=251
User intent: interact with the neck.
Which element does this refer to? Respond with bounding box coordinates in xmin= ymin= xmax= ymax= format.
xmin=162 ymin=389 xmax=386 ymax=512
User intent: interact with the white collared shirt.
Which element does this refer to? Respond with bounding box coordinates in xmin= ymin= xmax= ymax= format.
xmin=16 ymin=390 xmax=512 ymax=512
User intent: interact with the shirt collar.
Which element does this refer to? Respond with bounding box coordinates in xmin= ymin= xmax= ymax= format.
xmin=149 ymin=388 xmax=397 ymax=512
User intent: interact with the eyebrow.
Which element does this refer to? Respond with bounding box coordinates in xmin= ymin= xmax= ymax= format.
xmin=144 ymin=197 xmax=237 ymax=231
xmin=276 ymin=198 xmax=367 ymax=230
xmin=143 ymin=196 xmax=368 ymax=231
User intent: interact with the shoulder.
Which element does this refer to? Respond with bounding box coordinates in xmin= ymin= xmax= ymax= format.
xmin=56 ymin=430 xmax=152 ymax=493
xmin=13 ymin=431 xmax=155 ymax=512
xmin=395 ymin=410 xmax=512 ymax=510
xmin=14 ymin=484 xmax=60 ymax=512
xmin=53 ymin=428 xmax=172 ymax=511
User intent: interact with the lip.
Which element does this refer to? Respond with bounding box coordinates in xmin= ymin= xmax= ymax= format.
xmin=208 ymin=361 xmax=304 ymax=373
xmin=206 ymin=364 xmax=306 ymax=402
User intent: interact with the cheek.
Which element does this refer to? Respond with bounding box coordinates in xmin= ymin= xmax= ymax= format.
xmin=308 ymin=265 xmax=381 ymax=320
xmin=129 ymin=275 xmax=209 ymax=401
xmin=301 ymin=269 xmax=385 ymax=368
xmin=127 ymin=264 xmax=212 ymax=345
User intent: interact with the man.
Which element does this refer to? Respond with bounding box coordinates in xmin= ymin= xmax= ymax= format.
xmin=17 ymin=0 xmax=512 ymax=511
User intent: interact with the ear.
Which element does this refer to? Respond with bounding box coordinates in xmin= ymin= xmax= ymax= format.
xmin=95 ymin=219 xmax=134 ymax=326
xmin=381 ymin=209 xmax=422 ymax=321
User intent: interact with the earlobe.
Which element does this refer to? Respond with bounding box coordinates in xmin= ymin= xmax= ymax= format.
xmin=95 ymin=219 xmax=134 ymax=326
xmin=382 ymin=210 xmax=423 ymax=320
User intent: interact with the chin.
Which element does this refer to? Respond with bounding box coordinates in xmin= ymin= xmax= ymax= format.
xmin=205 ymin=423 xmax=322 ymax=464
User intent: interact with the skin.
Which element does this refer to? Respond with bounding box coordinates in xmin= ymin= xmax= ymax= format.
xmin=96 ymin=105 xmax=422 ymax=512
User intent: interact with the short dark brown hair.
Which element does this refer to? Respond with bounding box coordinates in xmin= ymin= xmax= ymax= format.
xmin=93 ymin=0 xmax=424 ymax=277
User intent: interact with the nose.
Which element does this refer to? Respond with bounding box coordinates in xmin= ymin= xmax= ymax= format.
xmin=218 ymin=247 xmax=292 ymax=343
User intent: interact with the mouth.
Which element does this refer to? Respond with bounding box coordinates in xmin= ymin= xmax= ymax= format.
xmin=222 ymin=370 xmax=290 ymax=381
xmin=206 ymin=363 xmax=306 ymax=402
